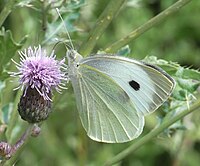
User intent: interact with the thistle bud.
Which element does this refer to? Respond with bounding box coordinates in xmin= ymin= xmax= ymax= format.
xmin=31 ymin=124 xmax=41 ymax=137
xmin=18 ymin=87 xmax=52 ymax=123
xmin=0 ymin=142 xmax=12 ymax=159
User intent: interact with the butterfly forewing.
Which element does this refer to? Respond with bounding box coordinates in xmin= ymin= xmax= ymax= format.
xmin=70 ymin=64 xmax=144 ymax=143
xmin=80 ymin=55 xmax=175 ymax=116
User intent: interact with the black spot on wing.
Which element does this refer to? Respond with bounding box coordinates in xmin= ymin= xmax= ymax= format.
xmin=129 ymin=80 xmax=140 ymax=91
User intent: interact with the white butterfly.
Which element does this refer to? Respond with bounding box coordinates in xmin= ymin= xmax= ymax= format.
xmin=55 ymin=8 xmax=175 ymax=143
xmin=66 ymin=50 xmax=175 ymax=143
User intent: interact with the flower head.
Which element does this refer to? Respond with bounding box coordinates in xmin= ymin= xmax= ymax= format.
xmin=10 ymin=45 xmax=68 ymax=123
xmin=11 ymin=45 xmax=68 ymax=100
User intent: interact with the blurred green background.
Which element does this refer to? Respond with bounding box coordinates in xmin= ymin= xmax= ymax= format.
xmin=0 ymin=0 xmax=200 ymax=165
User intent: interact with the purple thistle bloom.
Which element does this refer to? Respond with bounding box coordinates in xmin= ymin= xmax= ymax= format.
xmin=11 ymin=45 xmax=68 ymax=101
xmin=10 ymin=45 xmax=68 ymax=123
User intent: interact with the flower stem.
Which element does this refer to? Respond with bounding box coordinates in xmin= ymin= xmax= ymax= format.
xmin=104 ymin=98 xmax=200 ymax=166
xmin=0 ymin=0 xmax=17 ymax=27
xmin=105 ymin=0 xmax=192 ymax=53
xmin=3 ymin=124 xmax=36 ymax=166
xmin=78 ymin=0 xmax=126 ymax=57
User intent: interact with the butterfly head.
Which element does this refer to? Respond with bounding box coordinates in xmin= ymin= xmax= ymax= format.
xmin=66 ymin=50 xmax=83 ymax=78
xmin=66 ymin=50 xmax=83 ymax=65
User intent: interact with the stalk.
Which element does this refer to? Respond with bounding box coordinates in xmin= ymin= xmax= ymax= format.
xmin=105 ymin=0 xmax=192 ymax=53
xmin=104 ymin=99 xmax=200 ymax=166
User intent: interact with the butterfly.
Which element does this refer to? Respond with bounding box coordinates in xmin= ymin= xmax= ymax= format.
xmin=66 ymin=50 xmax=175 ymax=143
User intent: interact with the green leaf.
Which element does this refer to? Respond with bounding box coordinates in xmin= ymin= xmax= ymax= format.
xmin=158 ymin=99 xmax=189 ymax=138
xmin=172 ymin=89 xmax=188 ymax=101
xmin=143 ymin=56 xmax=200 ymax=81
xmin=145 ymin=55 xmax=200 ymax=138
xmin=177 ymin=78 xmax=200 ymax=93
xmin=177 ymin=67 xmax=200 ymax=81
xmin=143 ymin=56 xmax=179 ymax=75
xmin=0 ymin=28 xmax=27 ymax=77
xmin=117 ymin=45 xmax=131 ymax=56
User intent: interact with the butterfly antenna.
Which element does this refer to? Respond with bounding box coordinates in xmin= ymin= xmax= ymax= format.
xmin=52 ymin=41 xmax=72 ymax=52
xmin=56 ymin=8 xmax=74 ymax=50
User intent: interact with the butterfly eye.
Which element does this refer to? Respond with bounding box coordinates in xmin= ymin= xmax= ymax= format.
xmin=128 ymin=80 xmax=140 ymax=91
xmin=67 ymin=51 xmax=75 ymax=61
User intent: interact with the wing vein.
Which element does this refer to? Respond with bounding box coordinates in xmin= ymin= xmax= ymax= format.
xmin=82 ymin=78 xmax=117 ymax=141
xmin=83 ymin=74 xmax=139 ymax=131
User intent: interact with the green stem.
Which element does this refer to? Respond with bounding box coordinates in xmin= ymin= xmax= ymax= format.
xmin=78 ymin=0 xmax=127 ymax=57
xmin=105 ymin=0 xmax=192 ymax=53
xmin=0 ymin=0 xmax=17 ymax=27
xmin=104 ymin=98 xmax=200 ymax=166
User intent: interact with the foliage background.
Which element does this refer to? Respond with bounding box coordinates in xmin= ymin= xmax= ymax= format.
xmin=0 ymin=0 xmax=200 ymax=165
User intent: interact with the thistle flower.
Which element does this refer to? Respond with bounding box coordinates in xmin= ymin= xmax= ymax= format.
xmin=10 ymin=45 xmax=68 ymax=123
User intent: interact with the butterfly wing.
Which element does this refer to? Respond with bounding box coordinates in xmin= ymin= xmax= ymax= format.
xmin=70 ymin=64 xmax=144 ymax=143
xmin=79 ymin=55 xmax=175 ymax=116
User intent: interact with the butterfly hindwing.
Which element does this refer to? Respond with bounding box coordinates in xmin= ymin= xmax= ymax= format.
xmin=70 ymin=64 xmax=144 ymax=143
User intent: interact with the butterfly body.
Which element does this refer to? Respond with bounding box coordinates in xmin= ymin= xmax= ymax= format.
xmin=67 ymin=50 xmax=175 ymax=143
